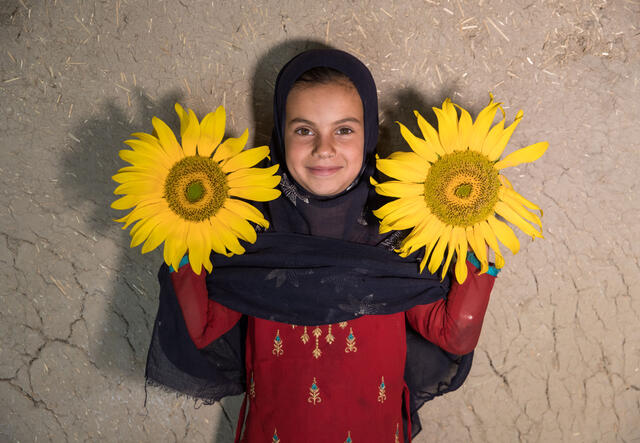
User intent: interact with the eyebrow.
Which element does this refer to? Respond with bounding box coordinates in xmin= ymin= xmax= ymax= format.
xmin=287 ymin=117 xmax=362 ymax=126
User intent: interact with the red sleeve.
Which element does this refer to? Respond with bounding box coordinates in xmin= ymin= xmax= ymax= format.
xmin=171 ymin=264 xmax=242 ymax=349
xmin=406 ymin=260 xmax=495 ymax=355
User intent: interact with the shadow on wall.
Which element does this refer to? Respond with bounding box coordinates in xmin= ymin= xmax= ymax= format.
xmin=60 ymin=89 xmax=184 ymax=383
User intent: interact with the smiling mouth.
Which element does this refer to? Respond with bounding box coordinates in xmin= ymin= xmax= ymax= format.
xmin=307 ymin=166 xmax=342 ymax=176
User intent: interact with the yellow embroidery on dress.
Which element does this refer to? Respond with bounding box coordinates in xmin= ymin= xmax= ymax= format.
xmin=272 ymin=329 xmax=283 ymax=356
xmin=345 ymin=327 xmax=357 ymax=353
xmin=395 ymin=423 xmax=400 ymax=443
xmin=344 ymin=430 xmax=353 ymax=443
xmin=377 ymin=376 xmax=386 ymax=403
xmin=325 ymin=324 xmax=335 ymax=344
xmin=312 ymin=326 xmax=322 ymax=359
xmin=300 ymin=326 xmax=310 ymax=344
xmin=249 ymin=371 xmax=255 ymax=399
xmin=338 ymin=321 xmax=348 ymax=329
xmin=308 ymin=377 xmax=321 ymax=405
xmin=291 ymin=324 xmax=297 ymax=329
xmin=272 ymin=428 xmax=280 ymax=442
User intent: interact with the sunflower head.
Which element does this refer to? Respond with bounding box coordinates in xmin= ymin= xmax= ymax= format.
xmin=112 ymin=103 xmax=281 ymax=275
xmin=372 ymin=95 xmax=548 ymax=283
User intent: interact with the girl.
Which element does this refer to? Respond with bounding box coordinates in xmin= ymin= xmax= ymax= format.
xmin=146 ymin=49 xmax=497 ymax=442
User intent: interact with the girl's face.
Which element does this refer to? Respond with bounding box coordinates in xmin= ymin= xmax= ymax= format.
xmin=284 ymin=81 xmax=364 ymax=197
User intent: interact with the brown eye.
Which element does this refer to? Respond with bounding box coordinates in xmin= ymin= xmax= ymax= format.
xmin=295 ymin=127 xmax=313 ymax=136
xmin=337 ymin=127 xmax=354 ymax=135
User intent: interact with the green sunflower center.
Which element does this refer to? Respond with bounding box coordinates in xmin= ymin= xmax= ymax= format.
xmin=186 ymin=181 xmax=205 ymax=203
xmin=164 ymin=156 xmax=228 ymax=222
xmin=454 ymin=183 xmax=472 ymax=198
xmin=424 ymin=151 xmax=500 ymax=227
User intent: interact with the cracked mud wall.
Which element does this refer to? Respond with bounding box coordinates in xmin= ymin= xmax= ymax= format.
xmin=1 ymin=0 xmax=638 ymax=441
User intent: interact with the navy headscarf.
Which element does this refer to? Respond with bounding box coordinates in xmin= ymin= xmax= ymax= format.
xmin=145 ymin=49 xmax=473 ymax=439
xmin=266 ymin=48 xmax=381 ymax=242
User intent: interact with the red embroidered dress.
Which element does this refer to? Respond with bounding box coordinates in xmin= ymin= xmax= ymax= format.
xmin=171 ymin=260 xmax=495 ymax=442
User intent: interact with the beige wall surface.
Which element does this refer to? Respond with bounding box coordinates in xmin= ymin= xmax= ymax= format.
xmin=1 ymin=0 xmax=638 ymax=441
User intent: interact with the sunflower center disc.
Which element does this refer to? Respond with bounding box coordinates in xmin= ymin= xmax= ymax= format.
xmin=186 ymin=181 xmax=205 ymax=203
xmin=454 ymin=183 xmax=472 ymax=198
xmin=164 ymin=156 xmax=228 ymax=222
xmin=424 ymin=151 xmax=500 ymax=227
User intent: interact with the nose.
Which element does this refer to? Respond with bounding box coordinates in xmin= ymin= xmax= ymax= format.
xmin=312 ymin=134 xmax=335 ymax=159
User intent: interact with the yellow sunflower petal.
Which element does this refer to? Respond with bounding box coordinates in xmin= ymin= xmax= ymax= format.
xmin=480 ymin=118 xmax=505 ymax=157
xmin=207 ymin=219 xmax=229 ymax=257
xmin=117 ymin=201 xmax=168 ymax=229
xmin=111 ymin=194 xmax=143 ymax=210
xmin=487 ymin=110 xmax=523 ymax=161
xmin=211 ymin=217 xmax=245 ymax=255
xmin=141 ymin=216 xmax=173 ymax=254
xmin=454 ymin=234 xmax=468 ymax=283
xmin=487 ymin=215 xmax=520 ymax=255
xmin=420 ymin=219 xmax=446 ymax=267
xmin=175 ymin=104 xmax=200 ymax=157
xmin=469 ymin=97 xmax=500 ymax=152
xmin=223 ymin=198 xmax=270 ymax=228
xmin=376 ymin=151 xmax=430 ymax=182
xmin=494 ymin=201 xmax=543 ymax=239
xmin=441 ymin=226 xmax=462 ymax=279
xmin=400 ymin=216 xmax=436 ymax=255
xmin=198 ymin=223 xmax=215 ymax=273
xmin=112 ymin=170 xmax=163 ymax=184
xmin=499 ymin=189 xmax=542 ymax=228
xmin=371 ymin=180 xmax=424 ymax=198
xmin=502 ymin=186 xmax=543 ymax=216
xmin=162 ymin=223 xmax=177 ymax=268
xmin=187 ymin=222 xmax=207 ymax=275
xmin=133 ymin=131 xmax=183 ymax=162
xmin=123 ymin=138 xmax=161 ymax=156
xmin=414 ymin=110 xmax=446 ymax=156
xmin=130 ymin=215 xmax=163 ymax=248
xmin=228 ymin=186 xmax=281 ymax=201
xmin=397 ymin=122 xmax=438 ymax=163
xmin=494 ymin=142 xmax=549 ymax=170
xmin=373 ymin=195 xmax=424 ymax=220
xmin=398 ymin=216 xmax=432 ymax=254
xmin=428 ymin=224 xmax=453 ymax=274
xmin=383 ymin=206 xmax=430 ymax=231
xmin=114 ymin=180 xmax=163 ymax=196
xmin=478 ymin=220 xmax=505 ymax=269
xmin=226 ymin=164 xmax=280 ymax=180
xmin=168 ymin=223 xmax=188 ymax=270
xmin=472 ymin=224 xmax=490 ymax=274
xmin=212 ymin=129 xmax=249 ymax=163
xmin=197 ymin=106 xmax=226 ymax=157
xmin=227 ymin=173 xmax=281 ymax=189
xmin=433 ymin=99 xmax=458 ymax=153
xmin=118 ymin=149 xmax=171 ymax=171
xmin=377 ymin=197 xmax=431 ymax=227
xmin=222 ymin=144 xmax=270 ymax=172
xmin=454 ymin=104 xmax=473 ymax=151
xmin=152 ymin=116 xmax=184 ymax=161
xmin=217 ymin=207 xmax=257 ymax=243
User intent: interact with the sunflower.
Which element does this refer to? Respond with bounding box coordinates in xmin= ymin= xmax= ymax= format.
xmin=372 ymin=95 xmax=547 ymax=283
xmin=112 ymin=103 xmax=281 ymax=274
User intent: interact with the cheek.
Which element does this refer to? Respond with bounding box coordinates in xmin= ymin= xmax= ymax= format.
xmin=284 ymin=138 xmax=304 ymax=171
xmin=347 ymin=137 xmax=365 ymax=171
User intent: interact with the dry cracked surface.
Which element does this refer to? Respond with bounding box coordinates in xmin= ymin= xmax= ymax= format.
xmin=1 ymin=0 xmax=639 ymax=442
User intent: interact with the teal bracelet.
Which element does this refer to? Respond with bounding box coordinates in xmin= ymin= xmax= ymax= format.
xmin=467 ymin=251 xmax=500 ymax=277
xmin=168 ymin=255 xmax=190 ymax=273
